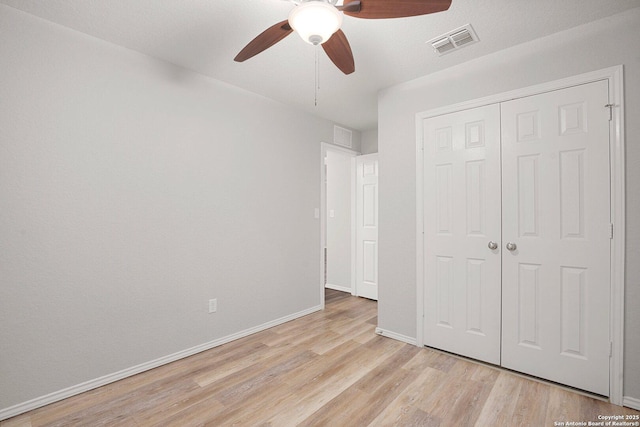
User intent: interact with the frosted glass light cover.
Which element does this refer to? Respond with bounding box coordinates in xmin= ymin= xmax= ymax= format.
xmin=288 ymin=1 xmax=343 ymax=45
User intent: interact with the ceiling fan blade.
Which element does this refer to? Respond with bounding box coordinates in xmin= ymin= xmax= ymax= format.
xmin=234 ymin=20 xmax=293 ymax=62
xmin=337 ymin=1 xmax=362 ymax=13
xmin=322 ymin=30 xmax=355 ymax=75
xmin=343 ymin=0 xmax=451 ymax=19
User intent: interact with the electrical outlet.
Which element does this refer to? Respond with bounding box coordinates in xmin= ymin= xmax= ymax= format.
xmin=208 ymin=299 xmax=217 ymax=313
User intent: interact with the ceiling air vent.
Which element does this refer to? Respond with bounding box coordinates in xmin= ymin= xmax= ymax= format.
xmin=333 ymin=125 xmax=353 ymax=149
xmin=428 ymin=24 xmax=479 ymax=56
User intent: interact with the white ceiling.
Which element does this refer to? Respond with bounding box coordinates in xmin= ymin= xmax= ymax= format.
xmin=2 ymin=0 xmax=639 ymax=131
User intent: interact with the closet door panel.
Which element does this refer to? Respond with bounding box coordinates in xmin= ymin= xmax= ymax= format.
xmin=500 ymin=80 xmax=611 ymax=396
xmin=422 ymin=104 xmax=502 ymax=365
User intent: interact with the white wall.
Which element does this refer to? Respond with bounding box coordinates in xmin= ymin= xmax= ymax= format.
xmin=377 ymin=9 xmax=640 ymax=401
xmin=0 ymin=4 xmax=353 ymax=413
xmin=361 ymin=128 xmax=378 ymax=155
xmin=325 ymin=150 xmax=353 ymax=291
xmin=346 ymin=132 xmax=363 ymax=155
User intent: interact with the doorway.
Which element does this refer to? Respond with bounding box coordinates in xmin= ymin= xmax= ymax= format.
xmin=324 ymin=147 xmax=356 ymax=294
xmin=320 ymin=143 xmax=379 ymax=304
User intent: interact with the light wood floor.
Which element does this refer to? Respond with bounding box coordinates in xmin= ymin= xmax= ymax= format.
xmin=3 ymin=289 xmax=638 ymax=426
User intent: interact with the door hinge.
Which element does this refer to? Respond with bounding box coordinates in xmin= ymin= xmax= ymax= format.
xmin=605 ymin=104 xmax=614 ymax=121
xmin=610 ymin=223 xmax=614 ymax=239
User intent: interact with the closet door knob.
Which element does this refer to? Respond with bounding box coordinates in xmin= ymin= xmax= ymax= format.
xmin=506 ymin=242 xmax=517 ymax=251
xmin=488 ymin=241 xmax=498 ymax=250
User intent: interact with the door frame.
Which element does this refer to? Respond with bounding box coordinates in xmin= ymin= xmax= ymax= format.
xmin=320 ymin=142 xmax=359 ymax=308
xmin=415 ymin=66 xmax=625 ymax=404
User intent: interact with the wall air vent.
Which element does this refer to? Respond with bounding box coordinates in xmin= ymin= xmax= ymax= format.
xmin=428 ymin=24 xmax=479 ymax=56
xmin=333 ymin=125 xmax=353 ymax=149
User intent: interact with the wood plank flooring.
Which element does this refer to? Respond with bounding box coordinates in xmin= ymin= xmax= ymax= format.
xmin=3 ymin=289 xmax=638 ymax=426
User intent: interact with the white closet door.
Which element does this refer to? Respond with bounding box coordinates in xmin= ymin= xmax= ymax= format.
xmin=422 ymin=104 xmax=502 ymax=365
xmin=356 ymin=154 xmax=379 ymax=300
xmin=501 ymin=80 xmax=611 ymax=395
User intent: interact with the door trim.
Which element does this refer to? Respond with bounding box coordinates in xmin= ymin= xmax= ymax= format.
xmin=415 ymin=66 xmax=625 ymax=404
xmin=320 ymin=142 xmax=359 ymax=309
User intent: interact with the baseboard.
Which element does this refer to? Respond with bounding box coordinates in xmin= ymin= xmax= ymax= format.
xmin=325 ymin=283 xmax=353 ymax=294
xmin=0 ymin=304 xmax=322 ymax=421
xmin=375 ymin=328 xmax=417 ymax=346
xmin=623 ymin=396 xmax=640 ymax=410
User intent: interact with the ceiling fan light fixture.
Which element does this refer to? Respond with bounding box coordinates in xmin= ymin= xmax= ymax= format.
xmin=288 ymin=1 xmax=343 ymax=46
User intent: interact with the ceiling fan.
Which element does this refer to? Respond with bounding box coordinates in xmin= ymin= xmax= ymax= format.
xmin=234 ymin=0 xmax=452 ymax=75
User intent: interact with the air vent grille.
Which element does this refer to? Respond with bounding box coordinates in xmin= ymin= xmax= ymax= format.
xmin=432 ymin=37 xmax=455 ymax=54
xmin=428 ymin=24 xmax=479 ymax=56
xmin=450 ymin=29 xmax=473 ymax=46
xmin=333 ymin=125 xmax=353 ymax=148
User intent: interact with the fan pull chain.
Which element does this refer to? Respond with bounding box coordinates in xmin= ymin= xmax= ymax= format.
xmin=314 ymin=45 xmax=320 ymax=107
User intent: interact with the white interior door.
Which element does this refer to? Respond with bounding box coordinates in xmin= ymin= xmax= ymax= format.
xmin=356 ymin=154 xmax=378 ymax=300
xmin=501 ymin=81 xmax=611 ymax=395
xmin=422 ymin=104 xmax=502 ymax=365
